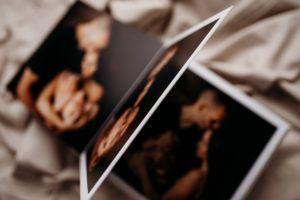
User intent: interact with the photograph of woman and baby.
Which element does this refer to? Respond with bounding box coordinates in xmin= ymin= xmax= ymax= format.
xmin=8 ymin=2 xmax=161 ymax=150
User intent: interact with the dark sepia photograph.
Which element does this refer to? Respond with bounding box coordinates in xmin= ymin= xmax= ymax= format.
xmin=8 ymin=1 xmax=161 ymax=150
xmin=113 ymin=68 xmax=277 ymax=200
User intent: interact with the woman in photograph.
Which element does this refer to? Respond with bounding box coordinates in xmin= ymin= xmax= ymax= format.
xmin=16 ymin=14 xmax=111 ymax=133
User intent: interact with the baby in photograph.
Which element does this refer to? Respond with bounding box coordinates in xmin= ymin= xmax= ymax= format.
xmin=15 ymin=15 xmax=111 ymax=133
xmin=125 ymin=89 xmax=225 ymax=200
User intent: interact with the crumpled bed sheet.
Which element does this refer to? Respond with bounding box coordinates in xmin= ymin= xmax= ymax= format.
xmin=0 ymin=0 xmax=299 ymax=199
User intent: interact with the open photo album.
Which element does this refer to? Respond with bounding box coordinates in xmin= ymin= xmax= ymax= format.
xmin=7 ymin=1 xmax=288 ymax=200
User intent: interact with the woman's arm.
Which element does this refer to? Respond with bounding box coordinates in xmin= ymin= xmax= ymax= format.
xmin=16 ymin=68 xmax=39 ymax=111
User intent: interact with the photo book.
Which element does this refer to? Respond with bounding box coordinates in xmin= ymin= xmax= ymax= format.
xmin=7 ymin=1 xmax=289 ymax=200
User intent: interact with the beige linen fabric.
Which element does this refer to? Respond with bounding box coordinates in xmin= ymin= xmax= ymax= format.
xmin=0 ymin=0 xmax=299 ymax=199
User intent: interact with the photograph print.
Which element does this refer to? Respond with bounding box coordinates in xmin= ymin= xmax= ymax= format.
xmin=113 ymin=67 xmax=277 ymax=200
xmin=8 ymin=1 xmax=161 ymax=150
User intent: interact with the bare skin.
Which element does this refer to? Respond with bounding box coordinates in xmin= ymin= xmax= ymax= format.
xmin=163 ymin=130 xmax=212 ymax=200
xmin=83 ymin=79 xmax=104 ymax=103
xmin=75 ymin=16 xmax=111 ymax=51
xmin=16 ymin=68 xmax=39 ymax=111
xmin=147 ymin=46 xmax=178 ymax=80
xmin=35 ymin=71 xmax=103 ymax=133
xmin=53 ymin=71 xmax=80 ymax=112
xmin=89 ymin=106 xmax=139 ymax=171
xmin=180 ymin=90 xmax=225 ymax=130
xmin=128 ymin=130 xmax=213 ymax=200
xmin=162 ymin=167 xmax=207 ymax=200
xmin=35 ymin=74 xmax=75 ymax=131
xmin=80 ymin=51 xmax=100 ymax=78
xmin=75 ymin=16 xmax=111 ymax=78
xmin=128 ymin=131 xmax=176 ymax=200
xmin=134 ymin=78 xmax=155 ymax=107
